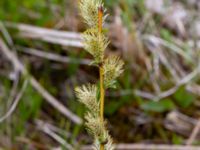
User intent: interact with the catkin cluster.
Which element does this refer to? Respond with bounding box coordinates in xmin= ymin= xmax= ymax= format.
xmin=75 ymin=0 xmax=124 ymax=149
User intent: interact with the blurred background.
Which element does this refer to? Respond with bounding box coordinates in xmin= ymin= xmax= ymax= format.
xmin=0 ymin=0 xmax=200 ymax=149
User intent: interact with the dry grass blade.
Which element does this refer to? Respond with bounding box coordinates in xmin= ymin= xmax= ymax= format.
xmin=0 ymin=37 xmax=82 ymax=124
xmin=108 ymin=66 xmax=199 ymax=100
xmin=35 ymin=120 xmax=74 ymax=150
xmin=143 ymin=35 xmax=193 ymax=63
xmin=17 ymin=46 xmax=92 ymax=65
xmin=0 ymin=79 xmax=28 ymax=123
xmin=82 ymin=144 xmax=200 ymax=150
xmin=186 ymin=119 xmax=200 ymax=145
xmin=4 ymin=22 xmax=83 ymax=47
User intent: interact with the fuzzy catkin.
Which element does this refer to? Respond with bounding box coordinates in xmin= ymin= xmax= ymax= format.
xmin=76 ymin=0 xmax=124 ymax=149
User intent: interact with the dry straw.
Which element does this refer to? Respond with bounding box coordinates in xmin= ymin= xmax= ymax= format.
xmin=75 ymin=0 xmax=124 ymax=149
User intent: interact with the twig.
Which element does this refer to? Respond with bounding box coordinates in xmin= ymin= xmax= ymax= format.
xmin=186 ymin=118 xmax=200 ymax=145
xmin=30 ymin=78 xmax=82 ymax=124
xmin=187 ymin=84 xmax=200 ymax=96
xmin=134 ymin=89 xmax=155 ymax=99
xmin=81 ymin=144 xmax=200 ymax=150
xmin=164 ymin=111 xmax=199 ymax=138
xmin=0 ymin=37 xmax=82 ymax=124
xmin=35 ymin=119 xmax=72 ymax=139
xmin=17 ymin=46 xmax=92 ymax=65
xmin=35 ymin=120 xmax=74 ymax=150
xmin=0 ymin=79 xmax=28 ymax=123
xmin=187 ymin=120 xmax=200 ymax=144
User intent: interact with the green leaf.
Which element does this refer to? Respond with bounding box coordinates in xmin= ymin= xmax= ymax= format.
xmin=104 ymin=0 xmax=119 ymax=7
xmin=18 ymin=84 xmax=42 ymax=119
xmin=105 ymin=100 xmax=122 ymax=115
xmin=173 ymin=87 xmax=195 ymax=108
xmin=160 ymin=28 xmax=173 ymax=42
xmin=172 ymin=133 xmax=184 ymax=145
xmin=141 ymin=99 xmax=175 ymax=112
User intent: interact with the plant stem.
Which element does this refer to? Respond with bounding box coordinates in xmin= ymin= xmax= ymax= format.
xmin=100 ymin=66 xmax=105 ymax=150
xmin=98 ymin=6 xmax=105 ymax=150
xmin=99 ymin=67 xmax=104 ymax=122
xmin=98 ymin=6 xmax=103 ymax=33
